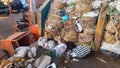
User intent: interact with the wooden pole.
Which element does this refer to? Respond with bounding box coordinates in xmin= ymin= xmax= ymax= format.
xmin=94 ymin=3 xmax=108 ymax=51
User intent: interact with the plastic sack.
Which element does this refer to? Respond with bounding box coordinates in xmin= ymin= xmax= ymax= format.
xmin=62 ymin=14 xmax=69 ymax=22
xmin=46 ymin=63 xmax=56 ymax=68
xmin=92 ymin=1 xmax=101 ymax=9
xmin=53 ymin=43 xmax=67 ymax=56
xmin=38 ymin=55 xmax=51 ymax=68
xmin=27 ymin=63 xmax=32 ymax=68
xmin=82 ymin=12 xmax=98 ymax=17
xmin=75 ymin=21 xmax=83 ymax=32
xmin=14 ymin=46 xmax=30 ymax=58
xmin=71 ymin=45 xmax=91 ymax=58
xmin=104 ymin=31 xmax=116 ymax=44
xmin=37 ymin=37 xmax=47 ymax=47
xmin=64 ymin=20 xmax=76 ymax=31
xmin=78 ymin=34 xmax=93 ymax=43
xmin=51 ymin=0 xmax=67 ymax=10
xmin=44 ymin=40 xmax=56 ymax=49
xmin=101 ymin=41 xmax=120 ymax=54
xmin=64 ymin=32 xmax=78 ymax=42
xmin=75 ymin=1 xmax=92 ymax=13
xmin=28 ymin=47 xmax=37 ymax=58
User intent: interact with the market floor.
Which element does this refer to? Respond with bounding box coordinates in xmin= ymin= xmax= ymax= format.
xmin=0 ymin=13 xmax=20 ymax=38
xmin=54 ymin=53 xmax=120 ymax=68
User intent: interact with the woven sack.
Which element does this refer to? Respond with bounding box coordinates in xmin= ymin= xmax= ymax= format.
xmin=48 ymin=14 xmax=61 ymax=22
xmin=76 ymin=42 xmax=92 ymax=47
xmin=104 ymin=31 xmax=116 ymax=44
xmin=118 ymin=29 xmax=120 ymax=40
xmin=82 ymin=17 xmax=96 ymax=28
xmin=51 ymin=0 xmax=67 ymax=10
xmin=60 ymin=29 xmax=65 ymax=39
xmin=75 ymin=1 xmax=92 ymax=13
xmin=83 ymin=28 xmax=95 ymax=35
xmin=45 ymin=21 xmax=58 ymax=34
xmin=64 ymin=32 xmax=78 ymax=42
xmin=44 ymin=31 xmax=55 ymax=39
xmin=78 ymin=34 xmax=93 ymax=43
xmin=105 ymin=20 xmax=116 ymax=34
xmin=116 ymin=23 xmax=120 ymax=29
xmin=64 ymin=21 xmax=76 ymax=31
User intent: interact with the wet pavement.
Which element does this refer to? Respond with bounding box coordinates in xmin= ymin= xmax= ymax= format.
xmin=54 ymin=53 xmax=120 ymax=68
xmin=0 ymin=13 xmax=20 ymax=38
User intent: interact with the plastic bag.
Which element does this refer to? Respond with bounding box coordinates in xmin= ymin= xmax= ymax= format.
xmin=92 ymin=1 xmax=102 ymax=9
xmin=75 ymin=21 xmax=83 ymax=32
xmin=44 ymin=40 xmax=56 ymax=49
xmin=37 ymin=37 xmax=47 ymax=47
xmin=82 ymin=12 xmax=98 ymax=17
xmin=14 ymin=46 xmax=30 ymax=58
xmin=101 ymin=41 xmax=120 ymax=54
xmin=71 ymin=45 xmax=91 ymax=58
xmin=38 ymin=55 xmax=51 ymax=68
xmin=53 ymin=43 xmax=67 ymax=56
xmin=28 ymin=47 xmax=37 ymax=58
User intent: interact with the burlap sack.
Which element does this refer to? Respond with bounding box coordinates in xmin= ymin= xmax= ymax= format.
xmin=49 ymin=9 xmax=58 ymax=14
xmin=116 ymin=23 xmax=120 ymax=40
xmin=83 ymin=28 xmax=95 ymax=35
xmin=78 ymin=34 xmax=93 ymax=43
xmin=64 ymin=32 xmax=78 ymax=42
xmin=51 ymin=0 xmax=67 ymax=10
xmin=60 ymin=29 xmax=65 ymax=39
xmin=48 ymin=14 xmax=63 ymax=29
xmin=64 ymin=21 xmax=76 ymax=32
xmin=45 ymin=20 xmax=58 ymax=34
xmin=44 ymin=31 xmax=54 ymax=39
xmin=75 ymin=0 xmax=92 ymax=13
xmin=47 ymin=14 xmax=61 ymax=21
xmin=68 ymin=11 xmax=75 ymax=20
xmin=82 ymin=17 xmax=96 ymax=28
xmin=76 ymin=42 xmax=92 ymax=47
xmin=104 ymin=31 xmax=116 ymax=44
xmin=116 ymin=23 xmax=120 ymax=29
xmin=118 ymin=29 xmax=120 ymax=40
xmin=105 ymin=20 xmax=116 ymax=34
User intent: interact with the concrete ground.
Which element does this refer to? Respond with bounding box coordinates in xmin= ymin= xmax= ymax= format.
xmin=0 ymin=14 xmax=120 ymax=68
xmin=54 ymin=53 xmax=120 ymax=68
xmin=0 ymin=13 xmax=20 ymax=38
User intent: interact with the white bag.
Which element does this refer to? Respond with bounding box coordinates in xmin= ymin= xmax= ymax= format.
xmin=37 ymin=37 xmax=47 ymax=47
xmin=44 ymin=40 xmax=56 ymax=49
xmin=14 ymin=46 xmax=30 ymax=58
xmin=28 ymin=47 xmax=37 ymax=58
xmin=92 ymin=1 xmax=102 ymax=9
xmin=101 ymin=41 xmax=120 ymax=54
xmin=53 ymin=43 xmax=67 ymax=56
xmin=37 ymin=55 xmax=51 ymax=68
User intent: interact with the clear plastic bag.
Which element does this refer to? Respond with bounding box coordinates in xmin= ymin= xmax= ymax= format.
xmin=53 ymin=43 xmax=67 ymax=56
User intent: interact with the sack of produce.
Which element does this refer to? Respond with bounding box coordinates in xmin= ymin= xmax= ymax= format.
xmin=64 ymin=32 xmax=78 ymax=42
xmin=75 ymin=0 xmax=92 ymax=13
xmin=78 ymin=34 xmax=93 ymax=43
xmin=83 ymin=28 xmax=95 ymax=35
xmin=51 ymin=0 xmax=67 ymax=10
xmin=104 ymin=31 xmax=116 ymax=44
xmin=82 ymin=17 xmax=96 ymax=28
xmin=105 ymin=20 xmax=116 ymax=34
xmin=64 ymin=21 xmax=76 ymax=32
